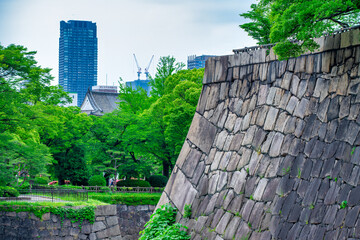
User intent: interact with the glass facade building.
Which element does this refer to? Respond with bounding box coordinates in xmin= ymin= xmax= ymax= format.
xmin=59 ymin=20 xmax=98 ymax=106
xmin=187 ymin=55 xmax=216 ymax=70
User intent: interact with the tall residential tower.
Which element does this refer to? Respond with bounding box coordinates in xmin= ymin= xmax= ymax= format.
xmin=59 ymin=20 xmax=98 ymax=106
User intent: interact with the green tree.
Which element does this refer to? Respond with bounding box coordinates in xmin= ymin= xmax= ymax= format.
xmin=149 ymin=56 xmax=185 ymax=97
xmin=240 ymin=0 xmax=360 ymax=59
xmin=128 ymin=67 xmax=203 ymax=178
xmin=0 ymin=44 xmax=71 ymax=186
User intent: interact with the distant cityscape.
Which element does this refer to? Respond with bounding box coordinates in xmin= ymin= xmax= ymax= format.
xmin=58 ymin=20 xmax=215 ymax=112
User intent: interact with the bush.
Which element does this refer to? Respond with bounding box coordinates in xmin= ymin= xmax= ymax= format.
xmin=89 ymin=193 xmax=161 ymax=205
xmin=116 ymin=179 xmax=150 ymax=187
xmin=34 ymin=177 xmax=49 ymax=185
xmin=0 ymin=186 xmax=19 ymax=197
xmin=17 ymin=182 xmax=30 ymax=190
xmin=88 ymin=175 xmax=106 ymax=186
xmin=148 ymin=175 xmax=168 ymax=188
xmin=139 ymin=204 xmax=190 ymax=240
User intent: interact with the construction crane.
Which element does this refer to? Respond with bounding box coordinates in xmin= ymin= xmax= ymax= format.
xmin=133 ymin=54 xmax=142 ymax=80
xmin=144 ymin=55 xmax=154 ymax=80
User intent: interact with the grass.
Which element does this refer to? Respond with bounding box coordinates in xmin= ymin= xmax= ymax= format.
xmin=0 ymin=192 xmax=160 ymax=208
xmin=88 ymin=192 xmax=161 ymax=205
xmin=0 ymin=199 xmax=106 ymax=208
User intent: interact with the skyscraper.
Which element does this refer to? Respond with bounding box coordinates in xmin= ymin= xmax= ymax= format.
xmin=187 ymin=55 xmax=216 ymax=70
xmin=59 ymin=20 xmax=98 ymax=106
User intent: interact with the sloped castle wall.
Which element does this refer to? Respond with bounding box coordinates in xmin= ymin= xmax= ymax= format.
xmin=158 ymin=28 xmax=360 ymax=240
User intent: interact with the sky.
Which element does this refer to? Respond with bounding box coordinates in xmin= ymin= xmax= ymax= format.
xmin=0 ymin=0 xmax=257 ymax=86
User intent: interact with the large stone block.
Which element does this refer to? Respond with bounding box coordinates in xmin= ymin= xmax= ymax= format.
xmin=164 ymin=168 xmax=197 ymax=215
xmin=95 ymin=205 xmax=117 ymax=217
xmin=187 ymin=113 xmax=217 ymax=155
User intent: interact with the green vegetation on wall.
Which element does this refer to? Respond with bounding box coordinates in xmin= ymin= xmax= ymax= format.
xmin=139 ymin=204 xmax=190 ymax=240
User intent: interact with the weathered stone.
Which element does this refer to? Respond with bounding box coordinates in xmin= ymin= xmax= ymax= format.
xmin=348 ymin=186 xmax=360 ymax=207
xmin=345 ymin=121 xmax=360 ymax=145
xmin=274 ymin=111 xmax=290 ymax=132
xmin=95 ymin=205 xmax=117 ymax=216
xmin=93 ymin=221 xmax=107 ymax=232
xmin=279 ymin=92 xmax=291 ymax=110
xmin=281 ymin=72 xmax=293 ymax=90
xmin=296 ymin=80 xmax=307 ymax=99
xmin=192 ymin=160 xmax=205 ymax=186
xmin=263 ymin=107 xmax=279 ymax=131
xmin=187 ymin=113 xmax=217 ymax=154
xmin=302 ymin=178 xmax=321 ymax=205
xmin=261 ymin=132 xmax=275 ymax=153
xmin=293 ymin=98 xmax=309 ymax=119
xmin=313 ymin=78 xmax=329 ymax=102
xmin=345 ymin=206 xmax=360 ymax=227
xmin=241 ymin=112 xmax=252 ymax=130
xmin=183 ymin=148 xmax=202 ymax=178
xmin=310 ymin=204 xmax=326 ymax=224
xmin=235 ymin=221 xmax=251 ymax=240
xmin=215 ymin=212 xmax=232 ymax=234
xmin=224 ymin=216 xmax=241 ymax=239
xmin=165 ymin=168 xmax=197 ymax=215
xmin=242 ymin=125 xmax=257 ymax=146
xmin=269 ymin=132 xmax=284 ymax=157
xmin=229 ymin=134 xmax=244 ymax=151
xmin=325 ymin=120 xmax=338 ymax=142
xmin=238 ymin=148 xmax=252 ymax=169
xmin=229 ymin=169 xmax=247 ymax=194
xmin=266 ymin=87 xmax=277 ymax=105
xmin=224 ymin=113 xmax=237 ymax=132
xmin=286 ymin=96 xmax=299 ymax=114
xmin=337 ymin=73 xmax=349 ymax=95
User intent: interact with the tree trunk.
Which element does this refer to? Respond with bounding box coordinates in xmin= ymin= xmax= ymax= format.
xmin=162 ymin=160 xmax=170 ymax=178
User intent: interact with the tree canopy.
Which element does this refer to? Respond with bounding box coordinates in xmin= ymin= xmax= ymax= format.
xmin=0 ymin=44 xmax=92 ymax=186
xmin=240 ymin=0 xmax=360 ymax=59
xmin=1 ymin=44 xmax=204 ymax=187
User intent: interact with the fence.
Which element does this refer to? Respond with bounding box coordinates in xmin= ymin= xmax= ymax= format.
xmin=0 ymin=189 xmax=88 ymax=202
xmin=83 ymin=186 xmax=164 ymax=193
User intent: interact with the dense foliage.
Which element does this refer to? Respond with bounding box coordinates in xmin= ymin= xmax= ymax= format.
xmin=148 ymin=175 xmax=168 ymax=188
xmin=89 ymin=192 xmax=161 ymax=205
xmin=0 ymin=186 xmax=19 ymax=197
xmin=139 ymin=204 xmax=190 ymax=240
xmin=240 ymin=0 xmax=360 ymax=59
xmin=116 ymin=179 xmax=151 ymax=187
xmin=88 ymin=175 xmax=107 ymax=186
xmin=86 ymin=56 xmax=203 ymax=179
xmin=1 ymin=43 xmax=203 ymax=187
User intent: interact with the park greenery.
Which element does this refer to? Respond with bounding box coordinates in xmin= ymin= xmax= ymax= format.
xmin=139 ymin=204 xmax=190 ymax=240
xmin=0 ymin=43 xmax=204 ymax=188
xmin=240 ymin=0 xmax=360 ymax=59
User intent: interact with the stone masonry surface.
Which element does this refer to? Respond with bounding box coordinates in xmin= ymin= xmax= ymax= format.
xmin=0 ymin=204 xmax=154 ymax=240
xmin=157 ymin=28 xmax=360 ymax=239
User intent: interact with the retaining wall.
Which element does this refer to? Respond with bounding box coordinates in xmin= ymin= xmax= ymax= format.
xmin=0 ymin=204 xmax=154 ymax=240
xmin=158 ymin=28 xmax=360 ymax=240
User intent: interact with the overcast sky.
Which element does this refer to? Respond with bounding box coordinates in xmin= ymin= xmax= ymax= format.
xmin=0 ymin=0 xmax=257 ymax=86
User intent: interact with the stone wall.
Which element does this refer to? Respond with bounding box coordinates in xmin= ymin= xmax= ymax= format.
xmin=116 ymin=205 xmax=154 ymax=240
xmin=0 ymin=204 xmax=154 ymax=240
xmin=158 ymin=28 xmax=360 ymax=239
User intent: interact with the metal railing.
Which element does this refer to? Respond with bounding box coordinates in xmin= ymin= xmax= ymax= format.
xmin=0 ymin=189 xmax=88 ymax=202
xmin=83 ymin=186 xmax=164 ymax=193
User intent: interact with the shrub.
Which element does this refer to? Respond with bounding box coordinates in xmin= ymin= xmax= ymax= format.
xmin=0 ymin=186 xmax=19 ymax=197
xmin=139 ymin=204 xmax=190 ymax=240
xmin=89 ymin=193 xmax=161 ymax=205
xmin=17 ymin=182 xmax=30 ymax=189
xmin=34 ymin=177 xmax=49 ymax=185
xmin=88 ymin=175 xmax=106 ymax=186
xmin=116 ymin=179 xmax=150 ymax=187
xmin=148 ymin=175 xmax=168 ymax=188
